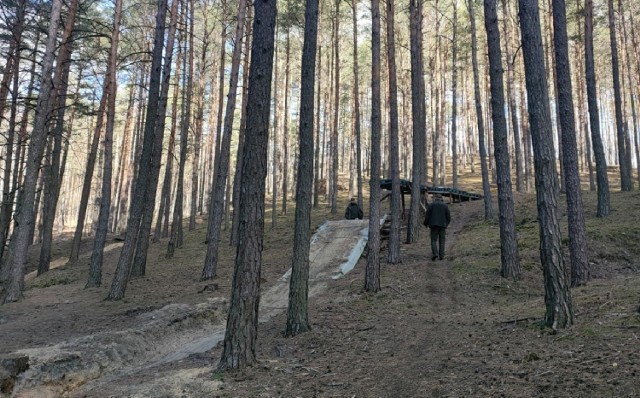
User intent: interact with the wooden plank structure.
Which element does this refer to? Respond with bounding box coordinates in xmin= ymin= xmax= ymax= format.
xmin=379 ymin=179 xmax=482 ymax=202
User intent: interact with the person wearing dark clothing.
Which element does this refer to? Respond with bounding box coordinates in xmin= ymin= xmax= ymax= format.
xmin=424 ymin=194 xmax=451 ymax=260
xmin=345 ymin=198 xmax=364 ymax=220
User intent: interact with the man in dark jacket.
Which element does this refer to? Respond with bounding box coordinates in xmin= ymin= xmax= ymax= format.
xmin=345 ymin=198 xmax=364 ymax=220
xmin=424 ymin=194 xmax=451 ymax=260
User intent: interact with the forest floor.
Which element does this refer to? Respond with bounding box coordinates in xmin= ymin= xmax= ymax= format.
xmin=2 ymin=178 xmax=640 ymax=397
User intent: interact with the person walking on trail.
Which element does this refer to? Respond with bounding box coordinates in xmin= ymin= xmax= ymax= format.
xmin=424 ymin=194 xmax=451 ymax=261
xmin=345 ymin=198 xmax=364 ymax=220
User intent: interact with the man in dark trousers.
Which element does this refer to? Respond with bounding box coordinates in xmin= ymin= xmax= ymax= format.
xmin=345 ymin=198 xmax=364 ymax=220
xmin=424 ymin=194 xmax=451 ymax=260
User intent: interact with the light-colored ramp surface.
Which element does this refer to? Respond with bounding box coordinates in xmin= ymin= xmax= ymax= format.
xmin=155 ymin=219 xmax=370 ymax=365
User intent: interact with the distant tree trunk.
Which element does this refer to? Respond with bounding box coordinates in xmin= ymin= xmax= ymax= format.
xmin=271 ymin=27 xmax=279 ymax=228
xmin=231 ymin=7 xmax=252 ymax=246
xmin=386 ymin=0 xmax=401 ymax=264
xmin=153 ymin=35 xmax=181 ymax=242
xmin=285 ymin=0 xmax=319 ymax=337
xmin=217 ymin=0 xmax=276 ymax=370
xmin=501 ymin=0 xmax=524 ymax=193
xmin=213 ymin=0 xmax=228 ymax=174
xmin=112 ymin=80 xmax=136 ymax=233
xmin=87 ymin=0 xmax=123 ymax=287
xmin=352 ymin=0 xmax=363 ymax=208
xmin=607 ymin=0 xmax=632 ymax=191
xmin=519 ymin=0 xmax=573 ymax=329
xmin=38 ymin=0 xmax=79 ymax=275
xmin=189 ymin=1 xmax=201 ymax=231
xmin=0 ymin=0 xmax=62 ymax=303
xmin=313 ymin=45 xmax=322 ymax=208
xmin=585 ymin=0 xmax=610 ymax=216
xmin=552 ymin=0 xmax=589 ymax=287
xmin=129 ymin=0 xmax=181 ymax=277
xmin=281 ymin=30 xmax=291 ymax=216
xmin=451 ymin=0 xmax=459 ymax=190
xmin=107 ymin=0 xmax=170 ymax=300
xmin=622 ymin=2 xmax=640 ymax=188
xmin=167 ymin=37 xmax=190 ymax=258
xmin=202 ymin=0 xmax=247 ymax=280
xmin=330 ymin=0 xmax=340 ymax=215
xmin=467 ymin=0 xmax=493 ymax=220
xmin=0 ymin=0 xmax=27 ymax=262
xmin=407 ymin=0 xmax=426 ymax=243
xmin=365 ymin=0 xmax=381 ymax=293
xmin=483 ymin=0 xmax=520 ymax=279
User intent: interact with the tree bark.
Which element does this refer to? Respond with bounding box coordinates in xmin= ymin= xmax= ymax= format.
xmin=107 ymin=0 xmax=170 ymax=300
xmin=585 ymin=0 xmax=610 ymax=216
xmin=407 ymin=0 xmax=426 ymax=243
xmin=285 ymin=0 xmax=319 ymax=337
xmin=202 ymin=0 xmax=247 ymax=280
xmin=87 ymin=0 xmax=123 ymax=287
xmin=552 ymin=0 xmax=589 ymax=287
xmin=386 ymin=0 xmax=401 ymax=264
xmin=519 ymin=0 xmax=573 ymax=328
xmin=365 ymin=0 xmax=382 ymax=293
xmin=467 ymin=0 xmax=493 ymax=220
xmin=217 ymin=0 xmax=277 ymax=370
xmin=484 ymin=0 xmax=521 ymax=279
xmin=330 ymin=0 xmax=340 ymax=215
xmin=1 ymin=0 xmax=62 ymax=303
xmin=607 ymin=0 xmax=633 ymax=191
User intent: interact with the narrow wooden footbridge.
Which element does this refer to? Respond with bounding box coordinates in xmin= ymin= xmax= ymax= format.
xmin=379 ymin=179 xmax=482 ymax=203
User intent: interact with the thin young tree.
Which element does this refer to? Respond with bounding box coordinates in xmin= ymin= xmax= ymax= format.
xmin=365 ymin=0 xmax=382 ymax=293
xmin=386 ymin=0 xmax=401 ymax=264
xmin=217 ymin=0 xmax=277 ymax=371
xmin=519 ymin=0 xmax=572 ymax=328
xmin=584 ymin=0 xmax=610 ymax=216
xmin=483 ymin=0 xmax=520 ymax=279
xmin=87 ymin=0 xmax=124 ymax=287
xmin=285 ymin=0 xmax=319 ymax=337
xmin=467 ymin=0 xmax=493 ymax=220
xmin=0 ymin=0 xmax=63 ymax=303
xmin=552 ymin=0 xmax=589 ymax=286
xmin=607 ymin=0 xmax=632 ymax=191
xmin=407 ymin=0 xmax=426 ymax=243
xmin=202 ymin=0 xmax=247 ymax=280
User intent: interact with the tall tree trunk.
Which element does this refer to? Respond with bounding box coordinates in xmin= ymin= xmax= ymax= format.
xmin=107 ymin=0 xmax=170 ymax=300
xmin=351 ymin=0 xmax=363 ymax=208
xmin=407 ymin=0 xmax=426 ymax=243
xmin=271 ymin=26 xmax=279 ymax=228
xmin=130 ymin=0 xmax=180 ymax=277
xmin=483 ymin=0 xmax=521 ymax=279
xmin=38 ymin=0 xmax=79 ymax=275
xmin=621 ymin=1 xmax=640 ymax=188
xmin=467 ymin=0 xmax=493 ymax=220
xmin=584 ymin=0 xmax=610 ymax=216
xmin=188 ymin=0 xmax=201 ymax=231
xmin=285 ymin=0 xmax=319 ymax=337
xmin=87 ymin=0 xmax=123 ymax=287
xmin=313 ymin=45 xmax=322 ymax=208
xmin=330 ymin=0 xmax=340 ymax=215
xmin=217 ymin=0 xmax=276 ymax=370
xmin=1 ymin=0 xmax=62 ymax=303
xmin=202 ymin=0 xmax=247 ymax=280
xmin=607 ymin=0 xmax=632 ymax=190
xmin=386 ymin=0 xmax=401 ymax=264
xmin=281 ymin=30 xmax=291 ymax=216
xmin=231 ymin=5 xmax=252 ymax=246
xmin=501 ymin=0 xmax=524 ymax=192
xmin=451 ymin=0 xmax=459 ymax=190
xmin=365 ymin=0 xmax=381 ymax=293
xmin=520 ymin=0 xmax=573 ymax=329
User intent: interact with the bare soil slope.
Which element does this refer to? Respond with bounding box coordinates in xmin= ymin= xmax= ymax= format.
xmin=2 ymin=188 xmax=640 ymax=397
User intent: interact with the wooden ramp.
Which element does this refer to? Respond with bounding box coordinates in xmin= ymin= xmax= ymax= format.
xmin=380 ymin=179 xmax=482 ymax=202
